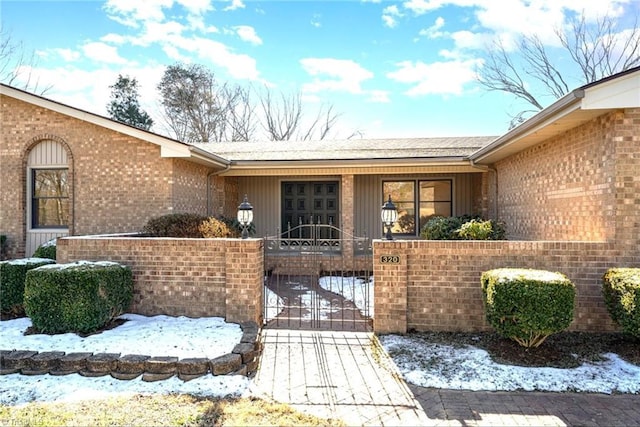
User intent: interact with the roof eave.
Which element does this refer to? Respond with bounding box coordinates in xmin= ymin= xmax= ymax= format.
xmin=470 ymin=89 xmax=585 ymax=164
xmin=227 ymin=157 xmax=472 ymax=169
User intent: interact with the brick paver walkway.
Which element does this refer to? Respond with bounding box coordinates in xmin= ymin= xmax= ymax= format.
xmin=411 ymin=386 xmax=640 ymax=426
xmin=252 ymin=329 xmax=640 ymax=426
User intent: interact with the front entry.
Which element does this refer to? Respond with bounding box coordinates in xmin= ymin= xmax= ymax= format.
xmin=263 ymin=222 xmax=373 ymax=331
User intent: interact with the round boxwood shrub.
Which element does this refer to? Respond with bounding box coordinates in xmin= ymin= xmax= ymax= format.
xmin=32 ymin=239 xmax=57 ymax=260
xmin=481 ymin=268 xmax=575 ymax=348
xmin=24 ymin=261 xmax=133 ymax=334
xmin=603 ymin=268 xmax=640 ymax=339
xmin=0 ymin=258 xmax=56 ymax=314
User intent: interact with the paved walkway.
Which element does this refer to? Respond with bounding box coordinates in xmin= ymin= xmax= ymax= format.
xmin=251 ymin=329 xmax=431 ymax=426
xmin=251 ymin=329 xmax=640 ymax=427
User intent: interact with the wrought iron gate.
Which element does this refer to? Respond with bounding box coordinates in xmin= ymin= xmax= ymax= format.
xmin=263 ymin=220 xmax=373 ymax=331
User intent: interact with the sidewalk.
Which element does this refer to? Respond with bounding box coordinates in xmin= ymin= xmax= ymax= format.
xmin=251 ymin=329 xmax=640 ymax=427
xmin=251 ymin=329 xmax=431 ymax=426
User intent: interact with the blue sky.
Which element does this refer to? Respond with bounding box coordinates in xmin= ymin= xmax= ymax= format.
xmin=2 ymin=0 xmax=639 ymax=139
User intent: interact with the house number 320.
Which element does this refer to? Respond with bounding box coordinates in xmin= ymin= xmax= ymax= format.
xmin=380 ymin=255 xmax=400 ymax=264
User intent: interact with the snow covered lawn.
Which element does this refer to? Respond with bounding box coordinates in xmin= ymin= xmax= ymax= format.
xmin=0 ymin=314 xmax=250 ymax=406
xmin=380 ymin=334 xmax=640 ymax=394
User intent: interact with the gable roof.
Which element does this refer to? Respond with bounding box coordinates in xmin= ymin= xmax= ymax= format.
xmin=471 ymin=66 xmax=640 ymax=164
xmin=194 ymin=136 xmax=494 ymax=161
xmin=0 ymin=84 xmax=230 ymax=169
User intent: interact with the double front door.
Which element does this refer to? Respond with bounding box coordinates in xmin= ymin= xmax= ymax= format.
xmin=281 ymin=181 xmax=339 ymax=237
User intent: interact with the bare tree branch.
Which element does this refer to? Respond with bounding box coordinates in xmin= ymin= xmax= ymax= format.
xmin=0 ymin=25 xmax=51 ymax=94
xmin=476 ymin=38 xmax=544 ymax=110
xmin=476 ymin=9 xmax=640 ymax=121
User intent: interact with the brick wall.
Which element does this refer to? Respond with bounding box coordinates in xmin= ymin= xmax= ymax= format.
xmin=57 ymin=236 xmax=263 ymax=324
xmin=494 ymin=110 xmax=637 ymax=242
xmin=373 ymin=240 xmax=637 ymax=334
xmin=0 ymin=95 xmax=215 ymax=258
xmin=172 ymin=159 xmax=209 ymax=214
xmin=612 ymin=109 xmax=640 ymax=251
xmin=209 ymin=176 xmax=239 ymax=218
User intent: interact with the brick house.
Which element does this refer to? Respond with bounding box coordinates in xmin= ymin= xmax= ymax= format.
xmin=1 ymin=67 xmax=639 ymax=261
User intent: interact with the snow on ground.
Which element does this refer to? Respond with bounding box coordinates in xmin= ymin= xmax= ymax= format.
xmin=2 ymin=276 xmax=639 ymax=406
xmin=0 ymin=314 xmax=250 ymax=406
xmin=264 ymin=287 xmax=284 ymax=319
xmin=380 ymin=334 xmax=640 ymax=395
xmin=318 ymin=275 xmax=374 ymax=316
xmin=2 ymin=314 xmax=241 ymax=359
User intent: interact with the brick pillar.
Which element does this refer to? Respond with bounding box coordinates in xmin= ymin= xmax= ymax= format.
xmin=224 ymin=238 xmax=264 ymax=324
xmin=372 ymin=240 xmax=407 ymax=334
xmin=341 ymin=174 xmax=354 ymax=263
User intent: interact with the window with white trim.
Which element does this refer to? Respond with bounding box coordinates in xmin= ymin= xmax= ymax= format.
xmin=31 ymin=168 xmax=69 ymax=228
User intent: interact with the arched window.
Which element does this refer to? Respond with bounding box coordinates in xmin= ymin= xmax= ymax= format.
xmin=27 ymin=140 xmax=69 ymax=229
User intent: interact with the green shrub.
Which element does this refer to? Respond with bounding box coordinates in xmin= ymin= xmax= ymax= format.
xmin=421 ymin=216 xmax=506 ymax=240
xmin=141 ymin=213 xmax=209 ymax=238
xmin=603 ymin=268 xmax=640 ymax=339
xmin=24 ymin=261 xmax=133 ymax=334
xmin=0 ymin=235 xmax=6 ymax=260
xmin=457 ymin=219 xmax=506 ymax=240
xmin=481 ymin=268 xmax=575 ymax=348
xmin=0 ymin=258 xmax=56 ymax=314
xmin=420 ymin=215 xmax=471 ymax=240
xmin=199 ymin=217 xmax=234 ymax=238
xmin=32 ymin=239 xmax=57 ymax=260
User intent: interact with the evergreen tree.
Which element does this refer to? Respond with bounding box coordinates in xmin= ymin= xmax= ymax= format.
xmin=107 ymin=75 xmax=153 ymax=130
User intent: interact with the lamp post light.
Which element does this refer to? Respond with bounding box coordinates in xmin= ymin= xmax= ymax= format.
xmin=381 ymin=194 xmax=398 ymax=240
xmin=237 ymin=194 xmax=253 ymax=239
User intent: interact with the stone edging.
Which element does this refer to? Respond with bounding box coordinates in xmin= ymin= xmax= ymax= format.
xmin=0 ymin=322 xmax=262 ymax=382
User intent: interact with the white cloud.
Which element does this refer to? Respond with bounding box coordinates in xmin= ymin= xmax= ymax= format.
xmin=403 ymin=0 xmax=445 ymax=16
xmin=188 ymin=37 xmax=260 ymax=80
xmin=104 ymin=0 xmax=171 ymax=27
xmin=101 ymin=33 xmax=128 ymax=45
xmin=134 ymin=21 xmax=186 ymax=47
xmin=382 ymin=5 xmax=402 ymax=28
xmin=223 ymin=0 xmax=245 ymax=11
xmin=81 ymin=42 xmax=129 ymax=65
xmin=234 ymin=25 xmax=262 ymax=45
xmin=54 ymin=48 xmax=81 ymax=62
xmin=450 ymin=30 xmax=493 ymax=50
xmin=300 ymin=58 xmax=374 ymax=94
xmin=387 ymin=59 xmax=482 ymax=96
xmin=418 ymin=16 xmax=446 ymax=39
xmin=398 ymin=0 xmax=635 ymax=53
xmin=176 ymin=0 xmax=213 ymax=15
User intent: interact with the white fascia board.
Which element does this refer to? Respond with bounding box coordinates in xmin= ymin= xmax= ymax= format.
xmin=582 ymin=72 xmax=640 ymax=110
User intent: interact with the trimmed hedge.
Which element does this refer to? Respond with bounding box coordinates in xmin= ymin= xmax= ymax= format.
xmin=603 ymin=268 xmax=640 ymax=339
xmin=481 ymin=268 xmax=575 ymax=348
xmin=24 ymin=261 xmax=133 ymax=334
xmin=33 ymin=239 xmax=57 ymax=260
xmin=142 ymin=213 xmax=209 ymax=238
xmin=142 ymin=213 xmax=253 ymax=238
xmin=0 ymin=258 xmax=56 ymax=313
xmin=0 ymin=235 xmax=6 ymax=260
